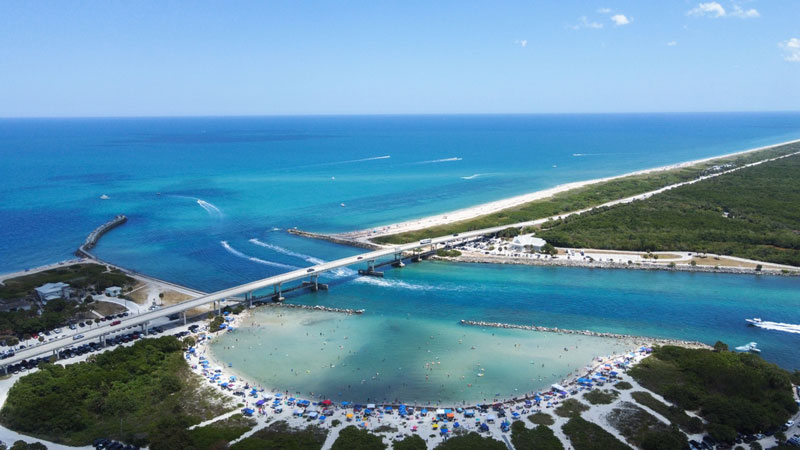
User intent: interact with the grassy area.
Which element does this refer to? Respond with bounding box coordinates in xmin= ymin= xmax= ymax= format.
xmin=606 ymin=402 xmax=688 ymax=450
xmin=583 ymin=389 xmax=620 ymax=405
xmin=631 ymin=391 xmax=704 ymax=434
xmin=0 ymin=263 xmax=134 ymax=300
xmin=91 ymin=300 xmax=128 ymax=316
xmin=527 ymin=412 xmax=555 ymax=426
xmin=562 ymin=417 xmax=631 ymax=450
xmin=538 ymin=153 xmax=800 ymax=266
xmin=433 ymin=432 xmax=506 ymax=449
xmin=614 ymin=381 xmax=633 ymax=390
xmin=230 ymin=421 xmax=327 ymax=450
xmin=511 ymin=421 xmax=564 ymax=450
xmin=330 ymin=425 xmax=386 ymax=450
xmin=0 ymin=336 xmax=230 ymax=447
xmin=189 ymin=414 xmax=256 ymax=450
xmin=629 ymin=345 xmax=797 ymax=443
xmin=372 ymin=143 xmax=800 ymax=245
xmin=554 ymin=398 xmax=590 ymax=418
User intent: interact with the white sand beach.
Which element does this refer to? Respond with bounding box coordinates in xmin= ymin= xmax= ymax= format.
xmin=338 ymin=138 xmax=800 ymax=243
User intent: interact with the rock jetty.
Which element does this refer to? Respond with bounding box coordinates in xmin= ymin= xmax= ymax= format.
xmin=257 ymin=302 xmax=364 ymax=315
xmin=460 ymin=319 xmax=710 ymax=349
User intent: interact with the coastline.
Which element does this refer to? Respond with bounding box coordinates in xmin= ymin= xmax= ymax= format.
xmin=442 ymin=252 xmax=800 ymax=276
xmin=335 ymin=138 xmax=800 ymax=242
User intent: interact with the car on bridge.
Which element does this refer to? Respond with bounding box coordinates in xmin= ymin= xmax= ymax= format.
xmin=307 ymin=268 xmax=315 ymax=272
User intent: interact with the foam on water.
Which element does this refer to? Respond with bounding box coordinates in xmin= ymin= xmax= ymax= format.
xmin=197 ymin=199 xmax=223 ymax=217
xmin=413 ymin=157 xmax=463 ymax=164
xmin=750 ymin=320 xmax=800 ymax=334
xmin=249 ymin=238 xmax=325 ymax=265
xmin=461 ymin=173 xmax=484 ymax=180
xmin=220 ymin=241 xmax=297 ymax=270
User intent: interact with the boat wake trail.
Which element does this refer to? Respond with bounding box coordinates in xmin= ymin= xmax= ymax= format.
xmin=413 ymin=157 xmax=463 ymax=164
xmin=220 ymin=241 xmax=297 ymax=270
xmin=750 ymin=320 xmax=800 ymax=334
xmin=461 ymin=173 xmax=484 ymax=180
xmin=197 ymin=199 xmax=223 ymax=217
xmin=249 ymin=239 xmax=325 ymax=265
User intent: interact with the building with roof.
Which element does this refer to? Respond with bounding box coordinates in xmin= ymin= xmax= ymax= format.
xmin=510 ymin=234 xmax=547 ymax=252
xmin=104 ymin=286 xmax=122 ymax=297
xmin=34 ymin=282 xmax=70 ymax=302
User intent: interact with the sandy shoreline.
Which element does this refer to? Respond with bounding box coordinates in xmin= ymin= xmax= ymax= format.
xmin=338 ymin=138 xmax=800 ymax=242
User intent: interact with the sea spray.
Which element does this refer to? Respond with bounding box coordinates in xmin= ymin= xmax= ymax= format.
xmin=220 ymin=241 xmax=297 ymax=270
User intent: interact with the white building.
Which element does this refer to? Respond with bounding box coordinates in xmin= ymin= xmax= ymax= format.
xmin=34 ymin=282 xmax=70 ymax=302
xmin=510 ymin=234 xmax=547 ymax=252
xmin=104 ymin=286 xmax=122 ymax=297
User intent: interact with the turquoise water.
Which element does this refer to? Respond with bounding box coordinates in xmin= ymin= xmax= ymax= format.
xmin=210 ymin=262 xmax=800 ymax=403
xmin=2 ymin=114 xmax=800 ymax=401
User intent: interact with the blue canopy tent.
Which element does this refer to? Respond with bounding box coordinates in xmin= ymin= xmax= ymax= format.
xmin=241 ymin=408 xmax=255 ymax=416
xmin=256 ymin=399 xmax=266 ymax=407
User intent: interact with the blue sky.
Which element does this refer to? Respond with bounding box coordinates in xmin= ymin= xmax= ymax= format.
xmin=1 ymin=1 xmax=798 ymax=116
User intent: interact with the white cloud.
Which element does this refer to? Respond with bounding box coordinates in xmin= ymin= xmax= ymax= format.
xmin=597 ymin=7 xmax=612 ymax=14
xmin=687 ymin=2 xmax=727 ymax=18
xmin=667 ymin=41 xmax=677 ymax=46
xmin=687 ymin=2 xmax=759 ymax=19
xmin=570 ymin=16 xmax=603 ymax=30
xmin=610 ymin=14 xmax=631 ymax=26
xmin=779 ymin=38 xmax=800 ymax=62
xmin=730 ymin=5 xmax=759 ymax=18
xmin=515 ymin=39 xmax=528 ymax=48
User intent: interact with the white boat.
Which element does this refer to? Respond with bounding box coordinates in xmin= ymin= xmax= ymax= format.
xmin=745 ymin=318 xmax=762 ymax=325
xmin=735 ymin=342 xmax=761 ymax=353
xmin=99 ymin=194 xmax=109 ymax=200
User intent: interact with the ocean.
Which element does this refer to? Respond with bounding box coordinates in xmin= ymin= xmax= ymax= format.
xmin=2 ymin=113 xmax=800 ymax=402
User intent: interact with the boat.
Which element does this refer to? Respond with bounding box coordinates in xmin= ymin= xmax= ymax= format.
xmin=746 ymin=318 xmax=762 ymax=326
xmin=735 ymin=342 xmax=761 ymax=353
xmin=99 ymin=194 xmax=109 ymax=200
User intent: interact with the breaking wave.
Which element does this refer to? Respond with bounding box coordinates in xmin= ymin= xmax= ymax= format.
xmin=750 ymin=320 xmax=800 ymax=334
xmin=249 ymin=239 xmax=325 ymax=265
xmin=220 ymin=241 xmax=297 ymax=270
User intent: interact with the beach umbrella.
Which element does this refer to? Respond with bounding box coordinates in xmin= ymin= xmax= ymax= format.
xmin=341 ymin=401 xmax=350 ymax=407
xmin=346 ymin=413 xmax=354 ymax=419
xmin=453 ymin=422 xmax=460 ymax=428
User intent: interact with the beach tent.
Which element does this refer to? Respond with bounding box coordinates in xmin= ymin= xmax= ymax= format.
xmin=436 ymin=409 xmax=446 ymax=416
xmin=321 ymin=399 xmax=332 ymax=406
xmin=275 ymin=393 xmax=282 ymax=397
xmin=463 ymin=410 xmax=475 ymax=417
xmin=341 ymin=401 xmax=350 ymax=407
xmin=487 ymin=415 xmax=496 ymax=422
xmin=453 ymin=422 xmax=460 ymax=428
xmin=346 ymin=413 xmax=354 ymax=420
xmin=241 ymin=408 xmax=255 ymax=416
xmin=480 ymin=423 xmax=490 ymax=432
xmin=255 ymin=399 xmax=266 ymax=407
xmin=367 ymin=403 xmax=376 ymax=409
xmin=420 ymin=409 xmax=428 ymax=416
xmin=307 ymin=411 xmax=319 ymax=419
xmin=384 ymin=406 xmax=392 ymax=413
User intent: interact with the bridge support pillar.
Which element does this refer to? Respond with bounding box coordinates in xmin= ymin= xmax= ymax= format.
xmin=272 ymin=283 xmax=284 ymax=302
xmin=247 ymin=292 xmax=252 ymax=308
xmin=182 ymin=311 xmax=187 ymax=326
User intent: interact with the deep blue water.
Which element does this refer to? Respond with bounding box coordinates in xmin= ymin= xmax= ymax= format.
xmin=2 ymin=113 xmax=799 ymax=373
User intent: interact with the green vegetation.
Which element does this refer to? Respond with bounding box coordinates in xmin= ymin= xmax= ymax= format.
xmin=631 ymin=391 xmax=704 ymax=434
xmin=554 ymin=398 xmax=590 ymax=418
xmin=373 ymin=143 xmax=800 ymax=245
xmin=539 ymin=153 xmax=800 ymax=266
xmin=583 ymin=389 xmax=620 ymax=405
xmin=393 ymin=435 xmax=427 ymax=450
xmin=0 ymin=263 xmax=134 ymax=300
xmin=188 ymin=414 xmax=255 ymax=450
xmin=0 ymin=299 xmax=86 ymax=337
xmin=435 ymin=249 xmax=462 ymax=257
xmin=230 ymin=421 xmax=327 ymax=450
xmin=562 ymin=417 xmax=631 ymax=450
xmin=0 ymin=337 xmax=228 ymax=447
xmin=614 ymin=381 xmax=633 ymax=390
xmin=6 ymin=442 xmax=48 ymax=450
xmin=629 ymin=345 xmax=797 ymax=442
xmin=527 ymin=412 xmax=555 ymax=426
xmin=511 ymin=421 xmax=564 ymax=450
xmin=330 ymin=425 xmax=386 ymax=450
xmin=606 ymin=402 xmax=688 ymax=450
xmin=433 ymin=432 xmax=506 ymax=450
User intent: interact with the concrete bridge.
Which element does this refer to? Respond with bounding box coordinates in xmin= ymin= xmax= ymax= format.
xmin=1 ymin=224 xmax=519 ymax=369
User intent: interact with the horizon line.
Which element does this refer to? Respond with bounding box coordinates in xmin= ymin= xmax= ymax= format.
xmin=2 ymin=109 xmax=800 ymax=120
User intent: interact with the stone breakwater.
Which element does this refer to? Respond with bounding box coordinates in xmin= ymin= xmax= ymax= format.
xmin=287 ymin=228 xmax=383 ymax=250
xmin=257 ymin=302 xmax=364 ymax=315
xmin=460 ymin=320 xmax=711 ymax=349
xmin=447 ymin=254 xmax=799 ymax=277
